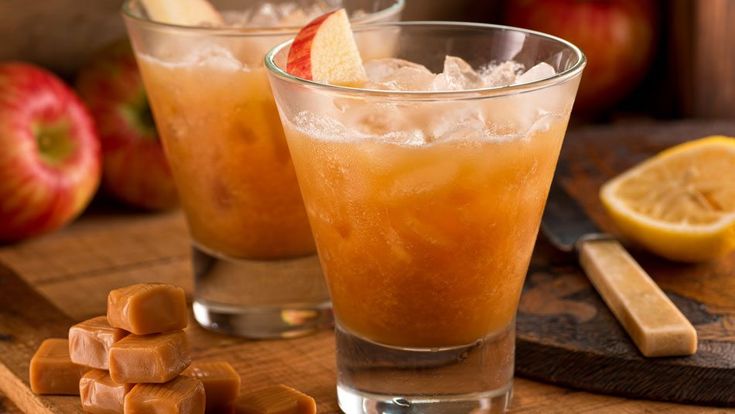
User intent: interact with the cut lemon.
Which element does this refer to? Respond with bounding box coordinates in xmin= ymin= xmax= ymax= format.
xmin=600 ymin=135 xmax=735 ymax=262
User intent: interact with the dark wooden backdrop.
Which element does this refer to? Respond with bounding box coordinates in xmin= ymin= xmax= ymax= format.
xmin=0 ymin=0 xmax=733 ymax=117
xmin=0 ymin=0 xmax=477 ymax=76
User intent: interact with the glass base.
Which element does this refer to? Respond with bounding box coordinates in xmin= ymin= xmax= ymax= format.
xmin=335 ymin=323 xmax=515 ymax=414
xmin=192 ymin=299 xmax=333 ymax=339
xmin=337 ymin=384 xmax=512 ymax=414
xmin=191 ymin=244 xmax=332 ymax=338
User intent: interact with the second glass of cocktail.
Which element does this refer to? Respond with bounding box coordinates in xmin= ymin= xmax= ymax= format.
xmin=267 ymin=20 xmax=585 ymax=413
xmin=122 ymin=0 xmax=403 ymax=338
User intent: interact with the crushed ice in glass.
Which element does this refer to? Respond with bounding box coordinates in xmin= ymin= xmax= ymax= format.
xmin=222 ymin=1 xmax=344 ymax=28
xmin=431 ymin=56 xmax=485 ymax=91
xmin=515 ymin=62 xmax=556 ymax=84
xmin=364 ymin=56 xmax=557 ymax=92
xmin=363 ymin=59 xmax=436 ymax=91
xmin=294 ymin=57 xmax=561 ymax=145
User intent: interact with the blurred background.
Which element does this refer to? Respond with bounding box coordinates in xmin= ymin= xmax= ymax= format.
xmin=0 ymin=0 xmax=733 ymax=123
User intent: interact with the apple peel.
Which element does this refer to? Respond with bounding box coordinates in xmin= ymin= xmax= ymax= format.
xmin=140 ymin=0 xmax=224 ymax=26
xmin=287 ymin=9 xmax=367 ymax=87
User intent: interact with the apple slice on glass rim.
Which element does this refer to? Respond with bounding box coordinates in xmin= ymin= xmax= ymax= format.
xmin=286 ymin=9 xmax=368 ymax=87
xmin=140 ymin=0 xmax=224 ymax=26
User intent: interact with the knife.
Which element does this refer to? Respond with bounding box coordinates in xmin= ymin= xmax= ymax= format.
xmin=541 ymin=178 xmax=697 ymax=357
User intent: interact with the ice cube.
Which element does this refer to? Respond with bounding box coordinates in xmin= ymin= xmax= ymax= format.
xmin=347 ymin=109 xmax=398 ymax=135
xmin=432 ymin=56 xmax=484 ymax=91
xmin=343 ymin=103 xmax=428 ymax=145
xmin=516 ymin=62 xmax=556 ymax=85
xmin=480 ymin=61 xmax=525 ymax=87
xmin=389 ymin=160 xmax=461 ymax=198
xmin=274 ymin=2 xmax=323 ymax=26
xmin=292 ymin=111 xmax=353 ymax=142
xmin=350 ymin=9 xmax=369 ymax=21
xmin=364 ymin=58 xmax=436 ymax=91
xmin=278 ymin=8 xmax=312 ymax=26
xmin=390 ymin=129 xmax=428 ymax=146
xmin=428 ymin=104 xmax=488 ymax=142
xmin=247 ymin=3 xmax=281 ymax=26
xmin=385 ymin=227 xmax=413 ymax=264
xmin=220 ymin=10 xmax=252 ymax=27
xmin=187 ymin=44 xmax=244 ymax=71
xmin=227 ymin=1 xmax=338 ymax=28
xmin=143 ymin=42 xmax=248 ymax=71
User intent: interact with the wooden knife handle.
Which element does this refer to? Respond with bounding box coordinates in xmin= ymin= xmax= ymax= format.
xmin=579 ymin=239 xmax=698 ymax=357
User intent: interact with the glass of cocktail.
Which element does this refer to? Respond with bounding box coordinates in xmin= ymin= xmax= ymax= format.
xmin=121 ymin=0 xmax=404 ymax=339
xmin=267 ymin=21 xmax=585 ymax=413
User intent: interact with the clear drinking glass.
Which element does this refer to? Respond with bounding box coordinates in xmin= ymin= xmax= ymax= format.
xmin=121 ymin=0 xmax=404 ymax=339
xmin=266 ymin=22 xmax=584 ymax=413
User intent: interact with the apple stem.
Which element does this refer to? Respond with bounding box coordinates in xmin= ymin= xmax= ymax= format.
xmin=34 ymin=121 xmax=75 ymax=166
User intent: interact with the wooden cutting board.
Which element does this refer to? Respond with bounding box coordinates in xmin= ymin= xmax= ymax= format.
xmin=515 ymin=119 xmax=735 ymax=406
xmin=0 ymin=120 xmax=734 ymax=413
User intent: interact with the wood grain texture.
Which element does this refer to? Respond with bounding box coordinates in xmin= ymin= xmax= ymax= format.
xmin=2 ymin=120 xmax=735 ymax=413
xmin=0 ymin=396 xmax=22 ymax=414
xmin=0 ymin=261 xmax=730 ymax=414
xmin=673 ymin=0 xmax=735 ymax=117
xmin=0 ymin=0 xmax=126 ymax=76
xmin=0 ymin=264 xmax=81 ymax=414
xmin=0 ymin=210 xmax=191 ymax=321
xmin=515 ymin=120 xmax=735 ymax=405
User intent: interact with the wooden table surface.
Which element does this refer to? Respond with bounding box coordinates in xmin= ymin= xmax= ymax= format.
xmin=2 ymin=122 xmax=735 ymax=413
xmin=1 ymin=210 xmax=732 ymax=413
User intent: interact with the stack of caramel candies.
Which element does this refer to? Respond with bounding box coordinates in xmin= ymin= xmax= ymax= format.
xmin=29 ymin=283 xmax=241 ymax=413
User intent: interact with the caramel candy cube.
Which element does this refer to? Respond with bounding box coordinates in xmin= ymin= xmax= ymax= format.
xmin=107 ymin=283 xmax=188 ymax=335
xmin=240 ymin=385 xmax=317 ymax=414
xmin=109 ymin=330 xmax=191 ymax=384
xmin=182 ymin=361 xmax=241 ymax=413
xmin=69 ymin=316 xmax=128 ymax=369
xmin=125 ymin=376 xmax=205 ymax=414
xmin=30 ymin=338 xmax=88 ymax=395
xmin=80 ymin=369 xmax=132 ymax=414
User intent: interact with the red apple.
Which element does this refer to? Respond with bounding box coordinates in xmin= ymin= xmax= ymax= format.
xmin=287 ymin=8 xmax=367 ymax=86
xmin=506 ymin=0 xmax=657 ymax=114
xmin=77 ymin=40 xmax=178 ymax=210
xmin=0 ymin=63 xmax=101 ymax=242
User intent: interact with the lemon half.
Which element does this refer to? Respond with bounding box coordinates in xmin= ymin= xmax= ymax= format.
xmin=600 ymin=135 xmax=735 ymax=262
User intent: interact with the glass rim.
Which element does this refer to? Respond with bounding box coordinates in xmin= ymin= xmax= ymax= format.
xmin=265 ymin=21 xmax=587 ymax=100
xmin=120 ymin=0 xmax=405 ymax=37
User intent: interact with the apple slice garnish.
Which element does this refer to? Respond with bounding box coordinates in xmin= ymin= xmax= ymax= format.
xmin=286 ymin=9 xmax=367 ymax=86
xmin=140 ymin=0 xmax=224 ymax=26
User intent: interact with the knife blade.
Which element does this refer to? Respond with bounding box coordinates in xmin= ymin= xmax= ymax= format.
xmin=541 ymin=178 xmax=697 ymax=357
xmin=542 ymin=179 xmax=608 ymax=253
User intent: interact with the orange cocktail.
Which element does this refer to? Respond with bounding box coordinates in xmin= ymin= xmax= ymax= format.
xmin=138 ymin=61 xmax=313 ymax=259
xmin=123 ymin=0 xmax=404 ymax=339
xmin=286 ymin=120 xmax=567 ymax=348
xmin=267 ymin=21 xmax=584 ymax=413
